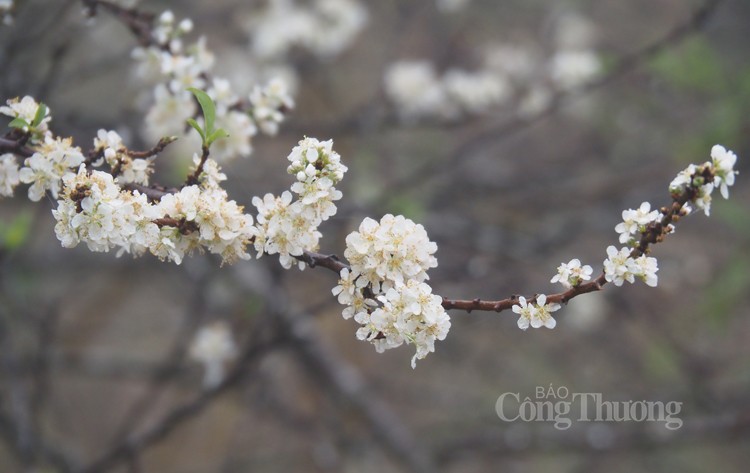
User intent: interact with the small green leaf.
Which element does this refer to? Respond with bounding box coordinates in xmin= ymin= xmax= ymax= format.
xmin=187 ymin=87 xmax=216 ymax=135
xmin=8 ymin=117 xmax=29 ymax=129
xmin=1 ymin=211 xmax=33 ymax=251
xmin=207 ymin=128 xmax=229 ymax=145
xmin=31 ymin=103 xmax=47 ymax=128
xmin=186 ymin=118 xmax=205 ymax=142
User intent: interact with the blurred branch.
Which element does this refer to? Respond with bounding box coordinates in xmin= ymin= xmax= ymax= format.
xmin=262 ymin=268 xmax=437 ymax=473
xmin=81 ymin=331 xmax=284 ymax=473
xmin=107 ymin=268 xmax=212 ymax=445
xmin=384 ymin=0 xmax=726 ymax=197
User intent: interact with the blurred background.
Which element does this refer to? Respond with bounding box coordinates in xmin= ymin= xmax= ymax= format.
xmin=1 ymin=0 xmax=750 ymax=472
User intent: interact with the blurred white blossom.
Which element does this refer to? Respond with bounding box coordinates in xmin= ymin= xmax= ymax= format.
xmin=189 ymin=322 xmax=237 ymax=388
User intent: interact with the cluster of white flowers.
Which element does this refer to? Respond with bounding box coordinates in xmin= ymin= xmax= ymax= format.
xmin=248 ymin=79 xmax=295 ymax=135
xmin=1 ymin=95 xmax=354 ymax=269
xmin=548 ymin=50 xmax=601 ymax=91
xmin=512 ymin=295 xmax=560 ymax=330
xmin=615 ymin=202 xmax=661 ymax=245
xmin=247 ymin=0 xmax=368 ymax=60
xmin=19 ymin=136 xmax=85 ymax=201
xmin=52 ymin=166 xmax=157 ymax=255
xmin=541 ymin=145 xmax=738 ymax=331
xmin=550 ymin=258 xmax=593 ymax=288
xmin=355 ymin=280 xmax=450 ymax=368
xmin=0 ymin=98 xmax=83 ymax=200
xmin=157 ymin=184 xmax=257 ymax=265
xmin=384 ymin=61 xmax=510 ymax=121
xmin=189 ymin=322 xmax=238 ymax=388
xmin=603 ymin=246 xmax=658 ymax=287
xmin=335 ymin=214 xmax=450 ymax=366
xmin=384 ymin=12 xmax=601 ymax=121
xmin=253 ymin=138 xmax=347 ymax=269
xmin=93 ymin=129 xmax=154 ymax=185
xmin=0 ymin=95 xmax=50 ymax=133
xmin=0 ymin=154 xmax=20 ymax=197
xmin=52 ymin=162 xmax=255 ymax=265
xmin=132 ymin=11 xmax=294 ymax=161
xmin=669 ymin=145 xmax=738 ymax=216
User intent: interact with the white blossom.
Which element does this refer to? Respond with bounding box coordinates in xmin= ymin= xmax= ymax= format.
xmin=248 ymin=0 xmax=367 ymax=59
xmin=155 ymin=185 xmax=256 ymax=265
xmin=249 ymin=78 xmax=295 ymax=135
xmin=550 ymin=258 xmax=593 ymax=288
xmin=0 ymin=96 xmax=50 ymax=134
xmin=209 ymin=111 xmax=257 ymax=162
xmin=711 ymin=144 xmax=738 ymax=199
xmin=631 ymin=254 xmax=658 ymax=287
xmin=513 ymin=295 xmax=559 ymax=330
xmin=615 ymin=201 xmax=660 ymax=245
xmin=52 ymin=167 xmax=158 ymax=255
xmin=442 ymin=69 xmax=510 ymax=114
xmin=344 ymin=214 xmax=438 ymax=292
xmin=189 ymin=322 xmax=237 ymax=388
xmin=693 ymin=183 xmax=714 ymax=216
xmin=18 ymin=136 xmax=84 ymax=201
xmin=549 ymin=50 xmax=600 ymax=90
xmin=383 ymin=61 xmax=454 ymax=120
xmin=145 ymin=85 xmax=196 ymax=141
xmin=603 ymin=245 xmax=636 ymax=286
xmin=0 ymin=153 xmax=20 ymax=197
xmin=353 ymin=279 xmax=451 ymax=368
xmin=93 ymin=129 xmax=154 ymax=185
xmin=253 ymin=138 xmax=346 ymax=269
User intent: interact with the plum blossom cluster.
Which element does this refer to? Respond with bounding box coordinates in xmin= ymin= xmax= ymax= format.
xmin=604 ymin=145 xmax=738 ymax=287
xmin=131 ymin=10 xmax=295 ymax=161
xmin=551 ymin=258 xmax=593 ymax=288
xmin=253 ymin=138 xmax=347 ymax=269
xmin=0 ymin=97 xmax=84 ymax=201
xmin=52 ymin=162 xmax=256 ymax=265
xmin=0 ymin=96 xmax=260 ymax=266
xmin=615 ymin=202 xmax=661 ymax=245
xmin=189 ymin=322 xmax=238 ymax=388
xmin=384 ymin=61 xmax=511 ymax=120
xmin=384 ymin=12 xmax=601 ymax=121
xmin=512 ymin=295 xmax=560 ymax=330
xmin=603 ymin=247 xmax=658 ymax=287
xmin=603 ymin=145 xmax=738 ymax=287
xmin=334 ymin=215 xmax=450 ymax=367
xmin=531 ymin=144 xmax=740 ymax=332
xmin=92 ymin=129 xmax=155 ymax=185
xmin=669 ymin=144 xmax=738 ymax=216
xmin=246 ymin=0 xmax=368 ymax=60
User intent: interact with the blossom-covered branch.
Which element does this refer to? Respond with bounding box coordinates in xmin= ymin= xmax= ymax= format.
xmin=0 ymin=0 xmax=739 ymax=369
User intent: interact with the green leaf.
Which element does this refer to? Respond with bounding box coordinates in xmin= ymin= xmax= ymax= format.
xmin=186 ymin=118 xmax=205 ymax=143
xmin=187 ymin=87 xmax=216 ymax=135
xmin=207 ymin=128 xmax=229 ymax=145
xmin=31 ymin=102 xmax=47 ymax=128
xmin=8 ymin=117 xmax=29 ymax=129
xmin=1 ymin=211 xmax=33 ymax=251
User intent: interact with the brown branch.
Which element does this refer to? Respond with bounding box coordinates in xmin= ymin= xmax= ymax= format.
xmin=125 ymin=135 xmax=177 ymax=159
xmin=81 ymin=0 xmax=156 ymax=49
xmin=184 ymin=145 xmax=210 ymax=187
xmin=0 ymin=136 xmax=33 ymax=158
xmin=294 ymin=179 xmax=700 ymax=316
xmin=80 ymin=335 xmax=284 ymax=473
